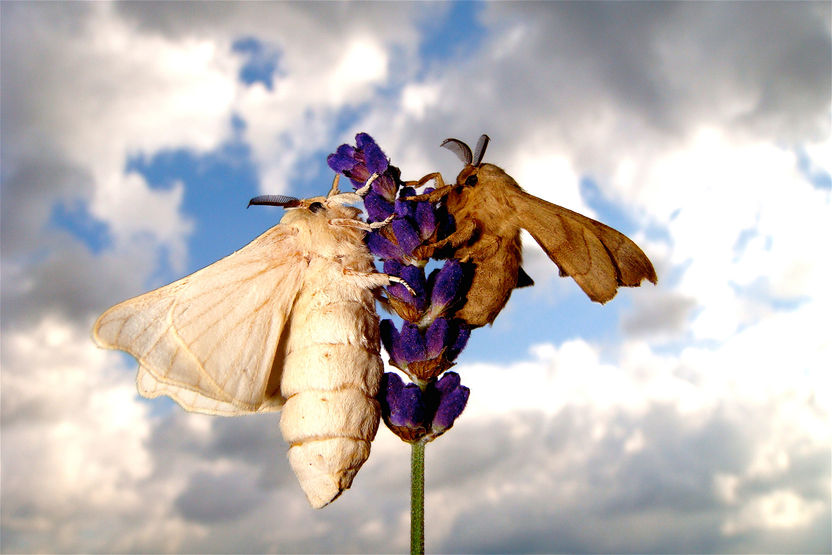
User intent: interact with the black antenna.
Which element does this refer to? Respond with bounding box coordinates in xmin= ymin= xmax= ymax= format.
xmin=472 ymin=134 xmax=490 ymax=166
xmin=247 ymin=195 xmax=300 ymax=208
xmin=441 ymin=138 xmax=473 ymax=165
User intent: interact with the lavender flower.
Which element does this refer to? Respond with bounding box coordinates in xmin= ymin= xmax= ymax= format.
xmin=328 ymin=132 xmax=473 ymax=444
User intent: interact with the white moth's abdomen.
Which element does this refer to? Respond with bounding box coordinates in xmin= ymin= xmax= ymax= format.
xmin=278 ymin=259 xmax=383 ymax=508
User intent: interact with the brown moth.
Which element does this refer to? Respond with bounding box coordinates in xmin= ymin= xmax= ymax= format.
xmin=93 ymin=175 xmax=411 ymax=508
xmin=407 ymin=135 xmax=657 ymax=327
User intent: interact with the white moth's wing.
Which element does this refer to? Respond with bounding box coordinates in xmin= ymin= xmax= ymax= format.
xmin=93 ymin=224 xmax=304 ymax=415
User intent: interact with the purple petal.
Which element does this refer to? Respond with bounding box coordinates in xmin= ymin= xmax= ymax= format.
xmin=415 ymin=201 xmax=437 ymax=240
xmin=430 ymin=372 xmax=469 ymax=432
xmin=381 ymin=372 xmax=425 ymax=428
xmin=399 ymin=322 xmax=426 ymax=363
xmin=350 ymin=176 xmax=369 ymax=190
xmin=379 ymin=319 xmax=401 ymax=366
xmin=364 ymin=191 xmax=394 ymax=222
xmin=326 ymin=145 xmax=357 ymax=173
xmin=392 ymin=218 xmax=421 ymax=255
xmin=383 ymin=259 xmax=404 ymax=277
xmin=447 ymin=324 xmax=470 ymax=361
xmin=425 ymin=318 xmax=450 ymax=359
xmin=392 ymin=265 xmax=428 ymax=309
xmin=367 ymin=232 xmax=404 ymax=261
xmin=430 ymin=259 xmax=463 ymax=308
xmin=394 ymin=198 xmax=416 ymax=220
xmin=372 ymin=174 xmax=399 ymax=202
xmin=362 ymin=141 xmax=389 ymax=175
xmin=355 ymin=132 xmax=376 ymax=150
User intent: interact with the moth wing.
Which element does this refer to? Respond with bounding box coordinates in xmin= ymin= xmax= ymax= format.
xmin=93 ymin=224 xmax=304 ymax=415
xmin=510 ymin=190 xmax=657 ymax=303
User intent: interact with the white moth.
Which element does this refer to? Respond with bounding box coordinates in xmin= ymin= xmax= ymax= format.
xmin=93 ymin=175 xmax=407 ymax=508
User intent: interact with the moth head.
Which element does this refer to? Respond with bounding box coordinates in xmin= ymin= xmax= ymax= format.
xmin=247 ymin=175 xmax=361 ymax=222
xmin=442 ymin=134 xmax=490 ymax=188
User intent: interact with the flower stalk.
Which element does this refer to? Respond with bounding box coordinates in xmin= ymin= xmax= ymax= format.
xmin=411 ymin=440 xmax=425 ymax=555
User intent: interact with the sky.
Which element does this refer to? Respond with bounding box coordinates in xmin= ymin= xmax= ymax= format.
xmin=1 ymin=2 xmax=830 ymax=553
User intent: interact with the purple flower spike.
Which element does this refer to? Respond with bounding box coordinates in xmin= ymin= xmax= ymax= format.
xmin=430 ymin=372 xmax=470 ymax=434
xmin=425 ymin=318 xmax=450 ymax=359
xmin=392 ymin=218 xmax=421 ymax=256
xmin=431 ymin=259 xmax=464 ymax=309
xmin=399 ymin=322 xmax=426 ymax=363
xmin=364 ymin=191 xmax=395 ymax=223
xmin=380 ymin=373 xmax=425 ymax=429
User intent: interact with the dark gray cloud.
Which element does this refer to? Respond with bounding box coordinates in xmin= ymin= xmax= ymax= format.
xmin=435 ymin=404 xmax=829 ymax=554
xmin=371 ymin=1 xmax=830 ymax=183
xmin=176 ymin=469 xmax=267 ymax=523
xmin=622 ymin=290 xmax=697 ymax=338
xmin=1 ymin=232 xmax=156 ymax=329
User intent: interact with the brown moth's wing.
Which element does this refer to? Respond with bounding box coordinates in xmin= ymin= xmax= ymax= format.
xmin=92 ymin=224 xmax=304 ymax=415
xmin=509 ymin=189 xmax=657 ymax=303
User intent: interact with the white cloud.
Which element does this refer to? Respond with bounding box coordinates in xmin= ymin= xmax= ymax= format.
xmin=722 ymin=489 xmax=827 ymax=536
xmin=1 ymin=317 xmax=154 ymax=551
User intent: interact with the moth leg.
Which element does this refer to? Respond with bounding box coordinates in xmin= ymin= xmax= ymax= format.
xmin=342 ymin=268 xmax=416 ymax=296
xmin=414 ymin=218 xmax=478 ymax=258
xmin=330 ymin=213 xmax=394 ymax=231
xmin=404 ymin=172 xmax=446 ymax=192
xmin=368 ymin=214 xmax=395 ymax=229
xmin=354 ymin=173 xmax=380 ymax=197
xmin=326 ymin=174 xmax=341 ymax=197
xmin=416 ymin=219 xmax=479 ymax=256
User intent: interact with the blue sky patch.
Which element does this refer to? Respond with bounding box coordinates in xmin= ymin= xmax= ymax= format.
xmin=49 ymin=199 xmax=111 ymax=254
xmin=232 ymin=36 xmax=282 ymax=91
xmin=795 ymin=146 xmax=831 ymax=190
xmin=124 ymin=129 xmax=276 ymax=279
xmin=418 ymin=1 xmax=487 ymax=69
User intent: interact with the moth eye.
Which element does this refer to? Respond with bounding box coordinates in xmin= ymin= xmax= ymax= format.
xmin=465 ymin=174 xmax=478 ymax=187
xmin=309 ymin=202 xmax=325 ymax=213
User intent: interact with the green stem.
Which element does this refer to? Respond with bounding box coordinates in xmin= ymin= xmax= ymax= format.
xmin=411 ymin=440 xmax=425 ymax=555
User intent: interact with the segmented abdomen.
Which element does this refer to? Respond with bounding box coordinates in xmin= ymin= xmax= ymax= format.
xmin=278 ymin=260 xmax=382 ymax=508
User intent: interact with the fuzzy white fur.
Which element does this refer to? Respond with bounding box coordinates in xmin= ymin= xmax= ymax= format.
xmin=93 ymin=189 xmax=395 ymax=508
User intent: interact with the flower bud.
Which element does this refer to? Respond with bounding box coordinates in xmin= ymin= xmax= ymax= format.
xmin=379 ymin=373 xmax=427 ymax=442
xmin=429 ymin=259 xmax=464 ymax=314
xmin=428 ymin=372 xmax=470 ymax=437
xmin=385 ymin=262 xmax=428 ymax=322
xmin=391 ymin=219 xmax=421 ymax=256
xmin=378 ymin=371 xmax=469 ymax=443
xmin=364 ymin=191 xmax=394 ymax=222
